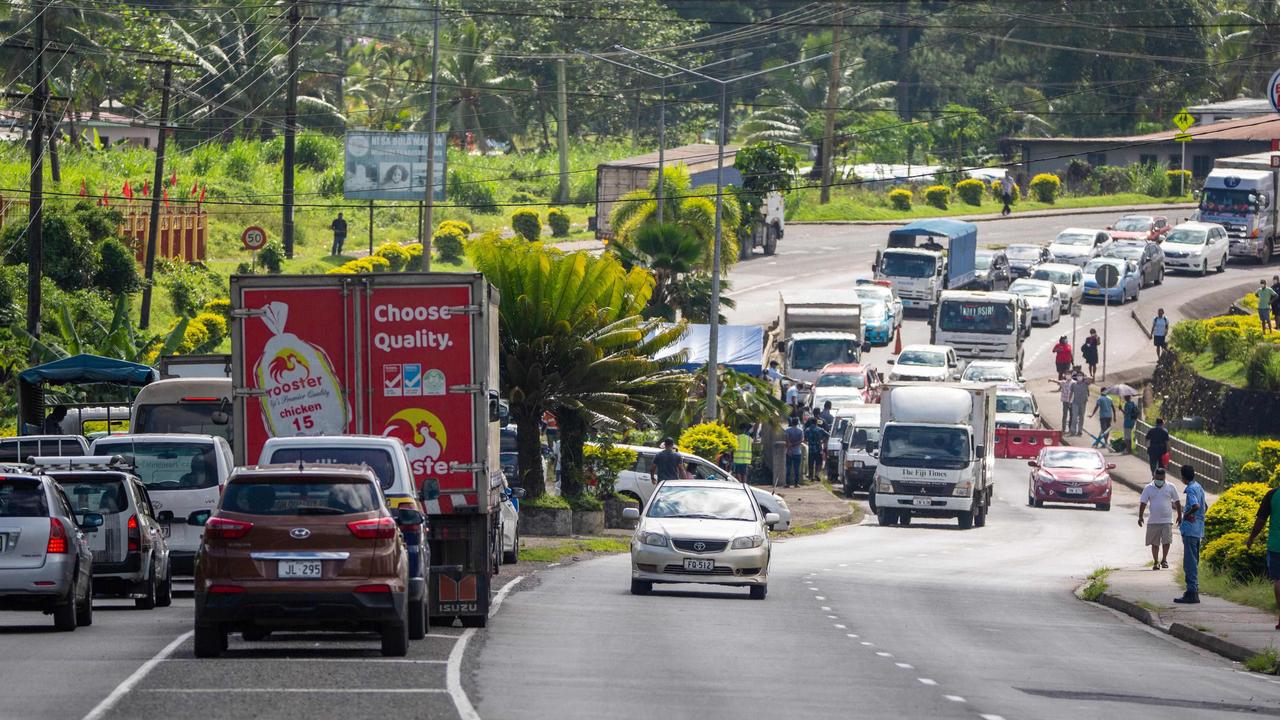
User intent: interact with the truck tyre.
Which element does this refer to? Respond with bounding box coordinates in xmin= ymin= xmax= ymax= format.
xmin=957 ymin=509 xmax=975 ymax=530
xmin=764 ymin=225 xmax=778 ymax=256
xmin=408 ymin=597 xmax=427 ymax=640
xmin=193 ymin=621 xmax=224 ymax=658
xmin=897 ymin=512 xmax=911 ymax=526
xmin=381 ymin=619 xmax=409 ymax=657
xmin=974 ymin=502 xmax=987 ymax=528
xmin=843 ymin=479 xmax=854 ymax=499
xmin=630 ymin=579 xmax=652 ymax=595
xmin=749 ymin=585 xmax=768 ymax=600
xmin=877 ymin=508 xmax=896 ymax=526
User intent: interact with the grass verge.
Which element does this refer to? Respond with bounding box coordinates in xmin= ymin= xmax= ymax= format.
xmin=790 ymin=188 xmax=1190 ymax=223
xmin=1198 ymin=564 xmax=1278 ymax=613
xmin=776 ymin=506 xmax=865 ymax=539
xmin=1246 ymin=648 xmax=1280 ymax=674
xmin=1081 ymin=566 xmax=1117 ymax=601
xmin=518 ymin=537 xmax=630 ymax=564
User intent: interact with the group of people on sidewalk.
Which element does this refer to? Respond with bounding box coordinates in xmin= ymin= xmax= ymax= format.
xmin=1256 ymin=276 xmax=1280 ymax=334
xmin=1137 ymin=464 xmax=1205 ymax=604
xmin=1049 ymin=369 xmax=1141 ymax=454
xmin=782 ymin=400 xmax=837 ymax=488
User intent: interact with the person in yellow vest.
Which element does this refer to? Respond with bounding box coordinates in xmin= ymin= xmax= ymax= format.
xmin=734 ymin=424 xmax=754 ymax=483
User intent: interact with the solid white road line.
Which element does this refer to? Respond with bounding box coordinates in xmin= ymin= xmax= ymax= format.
xmin=82 ymin=630 xmax=194 ymax=720
xmin=447 ymin=574 xmax=526 ymax=720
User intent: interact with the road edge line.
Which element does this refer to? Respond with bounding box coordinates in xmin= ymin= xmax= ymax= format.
xmin=446 ymin=574 xmax=526 ymax=720
xmin=81 ymin=630 xmax=194 ymax=720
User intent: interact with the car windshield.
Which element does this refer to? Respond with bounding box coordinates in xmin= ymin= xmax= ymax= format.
xmin=1199 ymin=188 xmax=1254 ymax=215
xmin=963 ymin=364 xmax=1016 ymax=382
xmin=265 ymin=447 xmax=396 ymax=490
xmin=1041 ymin=449 xmax=1103 ymax=470
xmin=1105 ymin=245 xmax=1144 ymax=260
xmin=817 ymin=373 xmax=865 ymax=389
xmin=1055 ymin=233 xmax=1093 ymax=246
xmin=0 ymin=438 xmax=85 ymax=462
xmin=1166 ymin=228 xmax=1208 ymax=246
xmin=57 ymin=476 xmax=127 ymax=515
xmin=997 ymin=394 xmax=1035 ymax=414
xmin=880 ymin=426 xmax=970 ymax=470
xmin=1010 ymin=281 xmax=1052 ymax=298
xmin=791 ymin=339 xmax=859 ymax=370
xmin=646 ymin=485 xmax=755 ymax=521
xmin=846 ymin=425 xmax=881 ymax=445
xmin=222 ymin=479 xmax=381 ymax=515
xmin=95 ymin=441 xmax=218 ymax=491
xmin=861 ymin=301 xmax=888 ymax=322
xmin=1085 ymin=259 xmax=1124 ymax=275
xmin=896 ymin=350 xmax=945 ymax=367
xmin=938 ymin=300 xmax=1015 ymax=334
xmin=974 ymin=253 xmax=994 ymax=270
xmin=855 ymin=288 xmax=892 ymax=305
xmin=134 ymin=404 xmax=231 ymax=442
xmin=1113 ymin=217 xmax=1152 ymax=232
xmin=881 ymin=252 xmax=937 ymax=278
xmin=1006 ymin=245 xmax=1041 ymax=260
xmin=1031 ymin=269 xmax=1072 ymax=286
xmin=0 ymin=478 xmax=47 ymax=517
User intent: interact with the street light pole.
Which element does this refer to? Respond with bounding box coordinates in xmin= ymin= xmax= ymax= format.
xmin=614 ymin=47 xmax=828 ymax=421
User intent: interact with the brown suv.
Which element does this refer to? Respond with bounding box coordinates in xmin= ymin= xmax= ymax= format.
xmin=192 ymin=464 xmax=421 ymax=657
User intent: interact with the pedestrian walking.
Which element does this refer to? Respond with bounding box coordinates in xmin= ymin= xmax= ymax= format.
xmin=1052 ymin=336 xmax=1073 ymax=380
xmin=1257 ymin=279 xmax=1277 ymax=334
xmin=783 ymin=418 xmax=804 ymax=488
xmin=1081 ymin=329 xmax=1100 ymax=378
xmin=1069 ymin=373 xmax=1090 ymax=437
xmin=804 ymin=417 xmax=826 ymax=481
xmin=1175 ymin=465 xmax=1206 ymax=604
xmin=1000 ymin=174 xmax=1016 ymax=217
xmin=1145 ymin=418 xmax=1170 ymax=474
xmin=1138 ymin=468 xmax=1182 ymax=571
xmin=734 ymin=424 xmax=754 ymax=483
xmin=330 ymin=212 xmax=348 ymax=256
xmin=1246 ymin=482 xmax=1280 ymax=629
xmin=1052 ymin=376 xmax=1074 ymax=434
xmin=1122 ymin=395 xmax=1140 ymax=452
xmin=1151 ymin=308 xmax=1170 ymax=359
xmin=1088 ymin=388 xmax=1114 ymax=448
xmin=650 ymin=437 xmax=681 ymax=483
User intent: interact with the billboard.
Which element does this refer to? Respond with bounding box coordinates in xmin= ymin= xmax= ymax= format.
xmin=343 ymin=131 xmax=446 ymax=201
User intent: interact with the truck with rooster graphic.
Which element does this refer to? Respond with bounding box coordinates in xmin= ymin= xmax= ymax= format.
xmin=229 ymin=273 xmax=506 ymax=627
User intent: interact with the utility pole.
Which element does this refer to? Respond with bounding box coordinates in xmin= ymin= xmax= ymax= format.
xmin=139 ymin=61 xmax=172 ymax=330
xmin=282 ymin=0 xmax=300 ymax=258
xmin=422 ymin=0 xmax=442 ymax=268
xmin=556 ymin=59 xmax=570 ymax=203
xmin=26 ymin=0 xmax=47 ymax=346
xmin=819 ymin=8 xmax=843 ymax=204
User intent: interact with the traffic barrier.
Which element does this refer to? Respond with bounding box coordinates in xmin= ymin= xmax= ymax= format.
xmin=997 ymin=428 xmax=1062 ymax=458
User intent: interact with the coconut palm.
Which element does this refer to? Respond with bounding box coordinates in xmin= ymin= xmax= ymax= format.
xmin=435 ymin=20 xmax=527 ymax=149
xmin=609 ymin=165 xmax=742 ymax=271
xmin=740 ymin=54 xmax=896 ymax=148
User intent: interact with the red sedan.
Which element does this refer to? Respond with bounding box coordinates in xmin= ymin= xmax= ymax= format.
xmin=1108 ymin=215 xmax=1170 ymax=244
xmin=1027 ymin=446 xmax=1115 ymax=511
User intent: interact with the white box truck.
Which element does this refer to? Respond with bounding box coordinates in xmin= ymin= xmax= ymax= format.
xmin=931 ymin=290 xmax=1030 ymax=372
xmin=1194 ymin=151 xmax=1280 ymax=263
xmin=871 ymin=382 xmax=995 ymax=529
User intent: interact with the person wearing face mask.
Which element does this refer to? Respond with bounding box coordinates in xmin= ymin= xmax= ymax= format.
xmin=1138 ymin=468 xmax=1182 ymax=571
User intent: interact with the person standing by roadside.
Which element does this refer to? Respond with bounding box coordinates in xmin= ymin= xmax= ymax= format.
xmin=1271 ymin=275 xmax=1280 ymax=322
xmin=1000 ymin=174 xmax=1016 ymax=217
xmin=1175 ymin=465 xmax=1206 ymax=604
xmin=784 ymin=382 xmax=800 ymax=413
xmin=650 ymin=437 xmax=681 ymax=484
xmin=1088 ymin=388 xmax=1114 ymax=448
xmin=733 ymin=424 xmax=754 ymax=483
xmin=1246 ymin=481 xmax=1280 ymax=629
xmin=1139 ymin=468 xmax=1182 ymax=571
xmin=1145 ymin=417 xmax=1170 ymax=474
xmin=1151 ymin=308 xmax=1170 ymax=359
xmin=1122 ymin=395 xmax=1140 ymax=453
xmin=783 ymin=418 xmax=804 ymax=488
xmin=1052 ymin=336 xmax=1073 ymax=380
xmin=1257 ymin=279 xmax=1277 ymax=334
xmin=1052 ymin=375 xmax=1074 ymax=435
xmin=818 ymin=401 xmax=835 ymax=434
xmin=1069 ymin=372 xmax=1090 ymax=437
xmin=804 ymin=417 xmax=826 ymax=481
xmin=1081 ymin=329 xmax=1100 ymax=378
xmin=330 ymin=212 xmax=348 ymax=256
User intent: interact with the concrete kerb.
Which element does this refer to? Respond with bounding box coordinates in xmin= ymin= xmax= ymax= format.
xmin=1088 ymin=589 xmax=1258 ymax=663
xmin=790 ymin=202 xmax=1196 ymax=227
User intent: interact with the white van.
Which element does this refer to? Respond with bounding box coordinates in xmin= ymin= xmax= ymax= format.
xmin=90 ymin=434 xmax=233 ymax=575
xmin=130 ymin=378 xmax=233 ymax=445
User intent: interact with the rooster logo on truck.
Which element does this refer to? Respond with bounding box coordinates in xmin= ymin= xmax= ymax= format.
xmin=383 ymin=408 xmax=450 ymax=479
xmin=268 ymin=351 xmax=312 ymax=385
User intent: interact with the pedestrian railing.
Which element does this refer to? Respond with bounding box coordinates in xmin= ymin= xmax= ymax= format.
xmin=1133 ymin=420 xmax=1225 ymax=490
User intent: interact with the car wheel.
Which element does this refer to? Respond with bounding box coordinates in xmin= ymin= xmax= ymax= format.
xmin=156 ymin=567 xmax=173 ymax=608
xmin=76 ymin=577 xmax=93 ymax=627
xmin=241 ymin=627 xmax=270 ymax=642
xmin=1199 ymin=260 xmax=1208 ymax=277
xmin=407 ymin=596 xmax=427 ymax=640
xmin=381 ymin=617 xmax=410 ymax=657
xmin=843 ymin=480 xmax=854 ymax=499
xmin=193 ymin=621 xmax=224 ymax=658
xmin=1027 ymin=492 xmax=1036 ymax=507
xmin=764 ymin=225 xmax=778 ymax=256
xmin=1096 ymin=503 xmax=1111 ymax=512
xmin=749 ymin=585 xmax=768 ymax=600
xmin=630 ymin=579 xmax=652 ymax=596
xmin=1217 ymin=255 xmax=1226 ymax=273
xmin=135 ymin=571 xmax=157 ymax=610
xmin=503 ymin=525 xmax=519 ymax=564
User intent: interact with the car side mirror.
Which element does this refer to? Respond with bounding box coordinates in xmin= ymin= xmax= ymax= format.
xmin=861 ymin=342 xmax=871 ymax=353
xmin=886 ymin=358 xmax=895 ymax=364
xmin=776 ymin=340 xmax=786 ymax=353
xmin=1107 ymin=463 xmax=1117 ymax=470
xmin=78 ymin=512 xmax=103 ymax=531
xmin=187 ymin=510 xmax=211 ymax=527
xmin=866 ymin=441 xmax=877 ymax=453
xmin=396 ymin=507 xmax=425 ymax=526
xmin=211 ymin=410 xmax=230 ymax=426
xmin=764 ymin=512 xmax=781 ymax=526
xmin=156 ymin=510 xmax=175 ymax=523
xmin=1027 ymin=460 xmax=1038 ymax=468
xmin=974 ymin=445 xmax=985 ymax=458
xmin=622 ymin=507 xmax=640 ymax=521
xmin=509 ymin=487 xmax=527 ymax=499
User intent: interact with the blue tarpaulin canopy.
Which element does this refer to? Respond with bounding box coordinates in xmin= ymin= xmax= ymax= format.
xmin=656 ymin=325 xmax=766 ymax=376
xmin=19 ymin=354 xmax=158 ymax=386
xmin=885 ymin=219 xmax=977 ymax=288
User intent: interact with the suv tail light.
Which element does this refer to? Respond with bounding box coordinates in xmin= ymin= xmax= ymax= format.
xmin=47 ymin=518 xmax=67 ymax=554
xmin=126 ymin=514 xmax=140 ymax=552
xmin=347 ymin=516 xmax=396 ymax=540
xmin=205 ymin=517 xmax=254 ymax=540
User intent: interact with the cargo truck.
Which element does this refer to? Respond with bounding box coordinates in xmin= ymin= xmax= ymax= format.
xmin=229 ymin=273 xmax=504 ymax=627
xmin=773 ymin=291 xmax=868 ymax=391
xmin=873 ymin=219 xmax=978 ymax=312
xmin=931 ymin=290 xmax=1030 ymax=372
xmin=871 ymin=382 xmax=995 ymax=529
xmin=1193 ymin=151 xmax=1280 ymax=264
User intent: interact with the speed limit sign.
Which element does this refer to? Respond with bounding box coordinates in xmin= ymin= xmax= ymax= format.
xmin=241 ymin=226 xmax=268 ymax=251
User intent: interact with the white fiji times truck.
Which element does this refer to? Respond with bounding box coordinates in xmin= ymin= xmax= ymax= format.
xmin=1194 ymin=152 xmax=1280 ymax=264
xmin=871 ymin=383 xmax=995 ymax=529
xmin=931 ymin=290 xmax=1031 ymax=372
xmin=775 ymin=291 xmax=868 ymax=387
xmin=873 ymin=219 xmax=978 ymax=313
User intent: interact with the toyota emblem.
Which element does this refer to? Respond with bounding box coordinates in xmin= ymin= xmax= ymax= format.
xmin=290 ymin=528 xmax=311 ymax=539
xmin=693 ymin=542 xmax=706 ymax=551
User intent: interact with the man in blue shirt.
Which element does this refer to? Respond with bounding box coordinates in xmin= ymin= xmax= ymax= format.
xmin=1175 ymin=464 xmax=1207 ymax=604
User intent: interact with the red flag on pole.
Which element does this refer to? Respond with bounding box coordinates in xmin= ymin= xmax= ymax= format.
xmin=122 ymin=180 xmax=133 ymax=200
xmin=198 ymin=185 xmax=206 ymax=205
xmin=190 ymin=181 xmax=199 ymax=197
xmin=79 ymin=179 xmax=87 ymax=196
xmin=169 ymin=171 xmax=177 ymax=187
xmin=143 ymin=180 xmax=149 ymax=197
xmin=162 ymin=187 xmax=169 ymax=207
xmin=100 ymin=191 xmax=109 ymax=207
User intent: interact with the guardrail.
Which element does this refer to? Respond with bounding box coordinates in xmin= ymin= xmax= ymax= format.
xmin=1133 ymin=420 xmax=1224 ymax=490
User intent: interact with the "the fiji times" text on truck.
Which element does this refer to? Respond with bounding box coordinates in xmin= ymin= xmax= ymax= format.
xmin=229 ymin=272 xmax=505 ymax=627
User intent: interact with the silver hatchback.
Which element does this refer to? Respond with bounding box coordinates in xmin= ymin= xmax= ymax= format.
xmin=0 ymin=470 xmax=100 ymax=630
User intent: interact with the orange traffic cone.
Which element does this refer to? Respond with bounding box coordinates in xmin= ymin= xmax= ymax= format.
xmin=893 ymin=326 xmax=902 ymax=355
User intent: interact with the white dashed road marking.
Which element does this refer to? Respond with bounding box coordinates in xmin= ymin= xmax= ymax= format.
xmin=918 ymin=678 xmax=937 ymax=686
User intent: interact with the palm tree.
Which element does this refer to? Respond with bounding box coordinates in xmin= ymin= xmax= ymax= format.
xmin=435 ymin=21 xmax=526 ymax=150
xmin=609 ymin=165 xmax=743 ymax=271
xmin=469 ymin=239 xmax=688 ymax=499
xmin=668 ymin=367 xmax=786 ymax=436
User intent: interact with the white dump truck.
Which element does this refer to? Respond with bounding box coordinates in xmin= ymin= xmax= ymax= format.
xmin=774 ymin=291 xmax=867 ymax=389
xmin=871 ymin=382 xmax=996 ymax=529
xmin=1194 ymin=152 xmax=1280 ymax=264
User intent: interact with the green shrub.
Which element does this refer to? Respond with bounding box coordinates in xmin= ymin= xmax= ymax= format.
xmin=294 ymin=134 xmax=341 ymax=171
xmin=365 ymin=256 xmax=391 ymax=273
xmin=1167 ymin=169 xmax=1193 ymax=196
xmin=583 ymin=443 xmax=638 ymax=497
xmin=438 ymin=219 xmax=472 ymax=237
xmin=923 ymin=185 xmax=951 ymax=210
xmin=565 ymin=493 xmax=604 ymax=512
xmin=1208 ymin=325 xmax=1242 ymax=362
xmin=571 ymin=173 xmax=596 ymax=205
xmin=316 ymin=168 xmax=343 ymax=197
xmin=1258 ymin=440 xmax=1280 ymax=474
xmin=524 ymin=493 xmax=570 ymax=510
xmin=159 ymin=261 xmax=223 ymax=317
xmin=178 ymin=321 xmax=210 ymax=354
xmin=1242 ymin=461 xmax=1271 ymax=485
xmin=192 ymin=312 xmax=228 ymax=346
xmin=94 ymin=238 xmax=140 ymax=294
xmin=235 ymin=261 xmax=254 ymax=275
xmin=1168 ymin=319 xmax=1208 ymax=356
xmin=203 ymin=298 xmax=231 ymax=320
xmin=888 ymin=187 xmax=912 ymax=211
xmin=1093 ymin=166 xmax=1132 ymax=194
xmin=447 ymin=169 xmax=500 ymax=214
xmin=258 ymin=241 xmax=284 ymax=274
xmin=1127 ymin=163 xmax=1169 ymax=197
xmin=547 ymin=208 xmax=571 ymax=237
xmin=433 ymin=227 xmax=465 ymax=262
xmin=404 ymin=243 xmax=425 ymax=271
xmin=1205 ymin=481 xmax=1269 ymax=542
xmin=1029 ymin=173 xmax=1061 ymax=203
xmin=677 ymin=422 xmax=736 ymax=462
xmin=1203 ymin=531 xmax=1245 ymax=573
xmin=509 ymin=191 xmax=538 ymax=204
xmin=511 ymin=209 xmax=541 ymax=241
xmin=222 ymin=141 xmax=258 ymax=182
xmin=1246 ymin=343 xmax=1280 ymax=391
xmin=374 ymin=243 xmax=410 ymax=272
xmin=1225 ymin=534 xmax=1269 ymax=581
xmin=955 ymin=178 xmax=986 ymax=206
